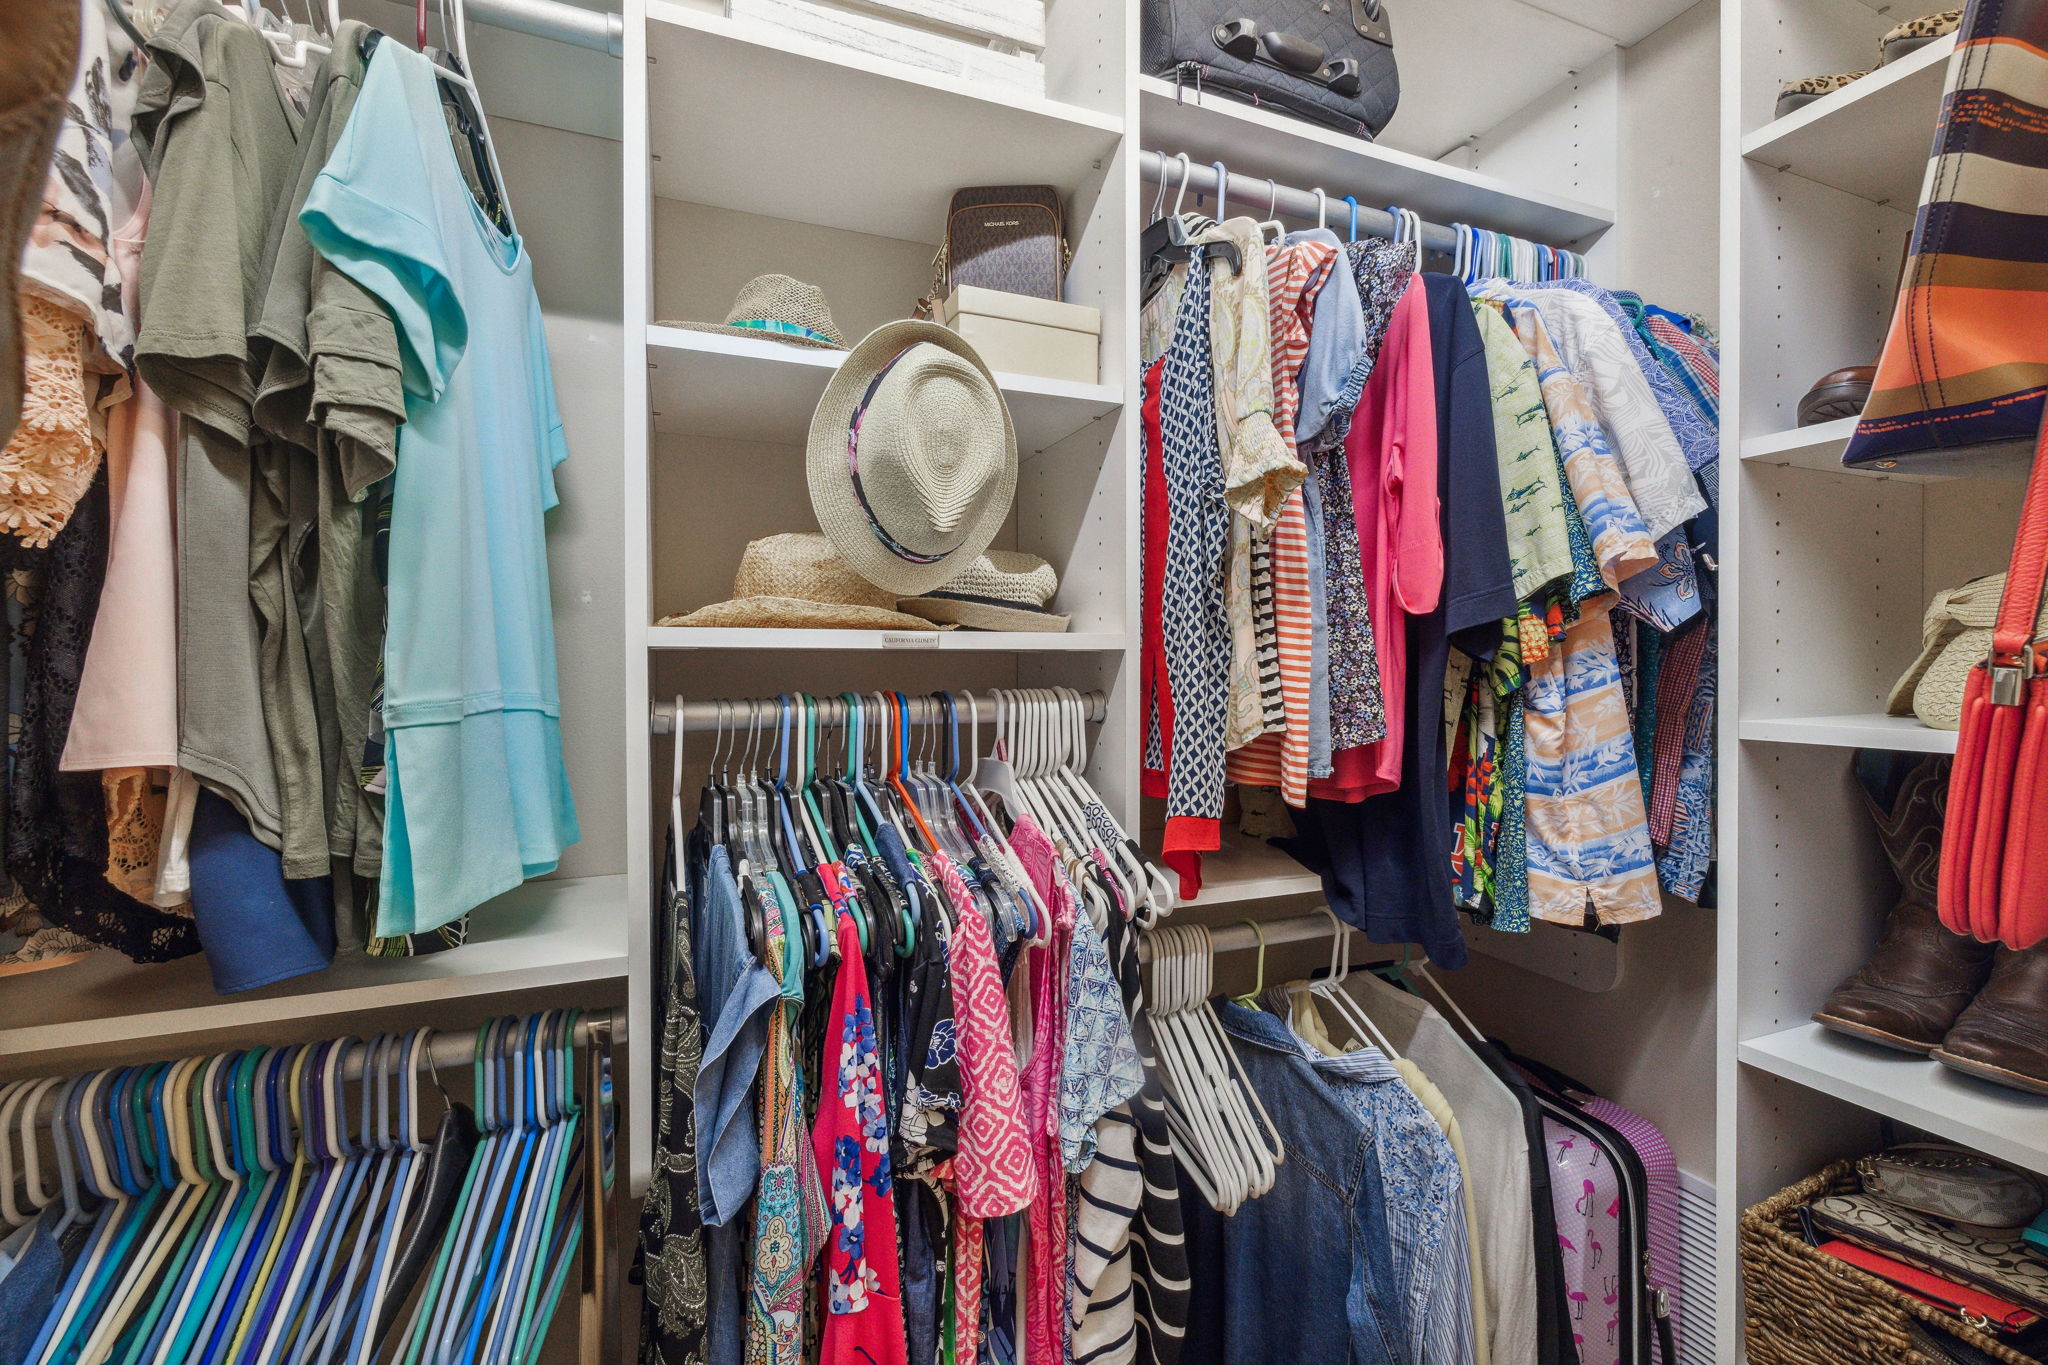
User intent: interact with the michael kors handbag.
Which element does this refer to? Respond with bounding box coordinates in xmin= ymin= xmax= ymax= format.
xmin=923 ymin=186 xmax=1069 ymax=313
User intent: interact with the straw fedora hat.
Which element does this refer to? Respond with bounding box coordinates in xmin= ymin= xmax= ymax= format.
xmin=656 ymin=533 xmax=945 ymax=631
xmin=656 ymin=274 xmax=846 ymax=349
xmin=807 ymin=320 xmax=1016 ymax=597
xmin=897 ymin=550 xmax=1069 ymax=632
xmin=1888 ymin=572 xmax=2048 ymax=730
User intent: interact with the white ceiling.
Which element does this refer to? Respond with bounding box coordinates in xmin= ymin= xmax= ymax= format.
xmin=1373 ymin=0 xmax=1703 ymax=160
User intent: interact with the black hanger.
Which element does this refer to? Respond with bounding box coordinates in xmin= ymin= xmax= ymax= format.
xmin=431 ymin=52 xmax=510 ymax=233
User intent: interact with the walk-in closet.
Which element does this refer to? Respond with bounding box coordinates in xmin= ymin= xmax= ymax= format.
xmin=7 ymin=0 xmax=2048 ymax=1360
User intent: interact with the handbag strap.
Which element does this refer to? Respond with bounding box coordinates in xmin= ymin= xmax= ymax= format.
xmin=1989 ymin=416 xmax=2048 ymax=703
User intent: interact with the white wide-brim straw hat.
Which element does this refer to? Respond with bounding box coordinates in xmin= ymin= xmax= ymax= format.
xmin=655 ymin=532 xmax=946 ymax=632
xmin=807 ymin=320 xmax=1017 ymax=597
xmin=897 ymin=550 xmax=1070 ymax=633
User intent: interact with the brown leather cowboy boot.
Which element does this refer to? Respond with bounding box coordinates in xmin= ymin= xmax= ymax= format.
xmin=1812 ymin=757 xmax=1995 ymax=1053
xmin=1933 ymin=947 xmax=2048 ymax=1095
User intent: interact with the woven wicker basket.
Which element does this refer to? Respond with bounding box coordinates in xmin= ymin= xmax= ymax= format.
xmin=1741 ymin=1161 xmax=2043 ymax=1365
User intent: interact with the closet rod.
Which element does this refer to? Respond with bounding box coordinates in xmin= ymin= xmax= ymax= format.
xmin=1140 ymin=149 xmax=1464 ymax=254
xmin=464 ymin=0 xmax=624 ymax=56
xmin=649 ymin=690 xmax=1110 ymax=736
xmin=1138 ymin=911 xmax=1387 ymax=962
xmin=17 ymin=1006 xmax=624 ymax=1130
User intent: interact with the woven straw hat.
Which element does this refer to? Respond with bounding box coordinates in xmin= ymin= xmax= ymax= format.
xmin=656 ymin=274 xmax=846 ymax=349
xmin=1887 ymin=573 xmax=2048 ymax=730
xmin=656 ymin=533 xmax=944 ymax=631
xmin=898 ymin=550 xmax=1069 ymax=632
xmin=807 ymin=320 xmax=1016 ymax=597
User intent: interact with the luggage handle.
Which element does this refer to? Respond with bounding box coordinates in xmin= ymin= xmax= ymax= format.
xmin=1211 ymin=19 xmax=1373 ymax=92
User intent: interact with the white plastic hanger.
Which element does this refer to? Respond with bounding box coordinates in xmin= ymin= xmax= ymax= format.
xmin=1409 ymin=960 xmax=1488 ymax=1047
xmin=1144 ymin=922 xmax=1284 ymax=1214
xmin=1304 ymin=909 xmax=1402 ymax=1060
xmin=1255 ymin=178 xmax=1285 ymax=242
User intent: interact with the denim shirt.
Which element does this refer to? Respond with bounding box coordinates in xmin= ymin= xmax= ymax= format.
xmin=1220 ymin=1001 xmax=1472 ymax=1365
xmin=1288 ymin=227 xmax=1369 ymax=453
xmin=1182 ymin=1002 xmax=1407 ymax=1365
xmin=691 ymin=842 xmax=779 ymax=1227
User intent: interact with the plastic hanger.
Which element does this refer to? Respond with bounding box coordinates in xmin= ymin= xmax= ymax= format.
xmin=1145 ymin=926 xmax=1253 ymax=1212
xmin=1228 ymin=921 xmax=1269 ymax=1011
xmin=423 ymin=0 xmax=516 ymax=237
xmin=287 ymin=1037 xmax=390 ymax=1365
xmin=0 ymin=1081 xmax=37 ymax=1227
xmin=1343 ymin=195 xmax=1360 ymax=243
xmin=1254 ymin=178 xmax=1285 ymax=241
xmin=1170 ymin=924 xmax=1283 ymax=1205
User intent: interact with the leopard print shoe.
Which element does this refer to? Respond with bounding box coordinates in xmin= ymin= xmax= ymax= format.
xmin=1880 ymin=9 xmax=1962 ymax=65
xmin=1774 ymin=70 xmax=1870 ymax=120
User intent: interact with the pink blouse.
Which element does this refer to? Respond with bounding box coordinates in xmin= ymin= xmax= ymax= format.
xmin=1312 ymin=276 xmax=1443 ymax=802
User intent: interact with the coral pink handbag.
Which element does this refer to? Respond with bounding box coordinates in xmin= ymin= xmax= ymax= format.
xmin=1941 ymin=416 xmax=2048 ymax=948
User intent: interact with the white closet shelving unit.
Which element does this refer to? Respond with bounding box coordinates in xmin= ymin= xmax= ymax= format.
xmin=620 ymin=0 xmax=1144 ymax=1190
xmin=1721 ymin=1 xmax=2048 ymax=1356
xmin=623 ymin=13 xmax=1729 ymax=1361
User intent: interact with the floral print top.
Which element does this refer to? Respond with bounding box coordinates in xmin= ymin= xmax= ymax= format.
xmin=811 ymin=895 xmax=908 ymax=1365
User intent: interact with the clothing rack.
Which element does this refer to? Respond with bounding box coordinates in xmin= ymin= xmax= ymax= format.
xmin=1142 ymin=149 xmax=1512 ymax=257
xmin=15 ymin=1007 xmax=623 ymax=1129
xmin=647 ymin=690 xmax=1111 ymax=735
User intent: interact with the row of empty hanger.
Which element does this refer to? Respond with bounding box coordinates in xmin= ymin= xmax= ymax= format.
xmin=0 ymin=1012 xmax=602 ymax=1365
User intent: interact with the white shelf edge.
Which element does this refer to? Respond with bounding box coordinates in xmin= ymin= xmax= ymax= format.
xmin=1738 ymin=415 xmax=1859 ymax=462
xmin=0 ymin=875 xmax=630 ymax=1067
xmin=646 ymin=323 xmax=840 ymax=372
xmin=1135 ymin=75 xmax=1617 ymax=243
xmin=1741 ymin=1023 xmax=2048 ymax=1177
xmin=646 ymin=1 xmax=1124 ymax=139
xmin=1182 ymin=834 xmax=1322 ymax=906
xmin=1739 ymin=33 xmax=1956 ymax=165
xmin=645 ymin=626 xmax=1130 ymax=652
xmin=1739 ymin=416 xmax=2032 ymax=483
xmin=644 ymin=324 xmax=1123 ymax=409
xmin=1737 ymin=713 xmax=1957 ymax=754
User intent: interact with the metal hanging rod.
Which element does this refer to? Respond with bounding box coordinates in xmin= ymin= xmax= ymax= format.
xmin=1142 ymin=149 xmax=1536 ymax=257
xmin=464 ymin=0 xmax=624 ymax=56
xmin=1139 ymin=911 xmax=1390 ymax=962
xmin=16 ymin=1008 xmax=623 ymax=1129
xmin=651 ymin=691 xmax=1110 ymax=736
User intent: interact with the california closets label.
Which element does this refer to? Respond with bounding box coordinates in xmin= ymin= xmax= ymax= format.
xmin=882 ymin=633 xmax=940 ymax=649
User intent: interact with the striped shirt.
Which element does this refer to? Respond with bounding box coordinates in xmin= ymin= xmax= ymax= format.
xmin=1225 ymin=238 xmax=1339 ymax=801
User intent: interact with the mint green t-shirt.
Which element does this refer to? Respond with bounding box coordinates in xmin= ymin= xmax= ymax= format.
xmin=301 ymin=42 xmax=578 ymax=936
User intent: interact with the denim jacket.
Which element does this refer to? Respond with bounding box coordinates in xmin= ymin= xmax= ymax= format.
xmin=1179 ymin=1002 xmax=1409 ymax=1365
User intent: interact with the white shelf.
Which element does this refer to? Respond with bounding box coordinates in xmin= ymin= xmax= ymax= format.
xmin=0 ymin=875 xmax=628 ymax=1071
xmin=646 ymin=4 xmax=1122 ymax=241
xmin=1184 ymin=831 xmax=1321 ymax=906
xmin=1741 ymin=1024 xmax=2048 ymax=1177
xmin=646 ymin=626 xmax=1126 ymax=652
xmin=1740 ymin=35 xmax=1953 ymax=207
xmin=1737 ymin=713 xmax=1957 ymax=753
xmin=1741 ymin=416 xmax=2033 ymax=482
xmin=646 ymin=325 xmax=1121 ymax=455
xmin=1136 ymin=76 xmax=1615 ymax=247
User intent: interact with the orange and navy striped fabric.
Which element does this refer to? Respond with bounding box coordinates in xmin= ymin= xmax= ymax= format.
xmin=1847 ymin=0 xmax=2048 ymax=466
